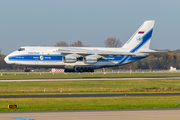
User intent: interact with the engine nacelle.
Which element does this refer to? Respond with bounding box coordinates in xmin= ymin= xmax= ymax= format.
xmin=63 ymin=54 xmax=77 ymax=63
xmin=83 ymin=55 xmax=98 ymax=64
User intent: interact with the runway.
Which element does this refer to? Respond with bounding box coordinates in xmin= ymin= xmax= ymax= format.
xmin=1 ymin=109 xmax=180 ymax=120
xmin=1 ymin=76 xmax=180 ymax=82
xmin=1 ymin=93 xmax=180 ymax=98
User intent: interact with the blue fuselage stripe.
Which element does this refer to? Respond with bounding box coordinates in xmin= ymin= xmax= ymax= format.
xmin=8 ymin=55 xmax=147 ymax=64
xmin=118 ymin=56 xmax=129 ymax=64
xmin=86 ymin=59 xmax=97 ymax=61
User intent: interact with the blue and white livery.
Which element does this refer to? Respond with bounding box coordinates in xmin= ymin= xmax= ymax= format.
xmin=4 ymin=20 xmax=156 ymax=72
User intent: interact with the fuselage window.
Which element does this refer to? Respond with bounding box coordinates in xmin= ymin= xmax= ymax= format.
xmin=18 ymin=48 xmax=25 ymax=51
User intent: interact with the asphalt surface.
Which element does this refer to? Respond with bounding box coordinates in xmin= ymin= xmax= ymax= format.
xmin=1 ymin=109 xmax=180 ymax=120
xmin=1 ymin=93 xmax=180 ymax=98
xmin=1 ymin=76 xmax=180 ymax=82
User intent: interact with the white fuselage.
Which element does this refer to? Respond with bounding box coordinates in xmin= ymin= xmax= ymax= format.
xmin=4 ymin=46 xmax=147 ymax=69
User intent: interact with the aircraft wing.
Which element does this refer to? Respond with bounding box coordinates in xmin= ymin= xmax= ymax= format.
xmin=138 ymin=49 xmax=171 ymax=53
xmin=57 ymin=48 xmax=136 ymax=56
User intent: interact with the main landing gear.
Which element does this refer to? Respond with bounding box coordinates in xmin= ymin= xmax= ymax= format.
xmin=64 ymin=67 xmax=94 ymax=73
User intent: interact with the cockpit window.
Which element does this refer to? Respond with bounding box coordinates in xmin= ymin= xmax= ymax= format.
xmin=18 ymin=48 xmax=25 ymax=51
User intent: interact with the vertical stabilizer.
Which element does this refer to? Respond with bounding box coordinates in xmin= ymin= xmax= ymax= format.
xmin=122 ymin=20 xmax=155 ymax=53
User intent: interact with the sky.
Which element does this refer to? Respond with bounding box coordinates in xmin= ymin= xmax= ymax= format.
xmin=0 ymin=0 xmax=180 ymax=55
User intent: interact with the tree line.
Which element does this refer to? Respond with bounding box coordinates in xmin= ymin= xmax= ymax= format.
xmin=54 ymin=37 xmax=121 ymax=47
xmin=119 ymin=52 xmax=180 ymax=70
xmin=0 ymin=37 xmax=179 ymax=70
xmin=54 ymin=40 xmax=91 ymax=47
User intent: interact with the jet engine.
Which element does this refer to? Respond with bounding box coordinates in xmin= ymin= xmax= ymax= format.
xmin=63 ymin=54 xmax=78 ymax=63
xmin=83 ymin=55 xmax=98 ymax=64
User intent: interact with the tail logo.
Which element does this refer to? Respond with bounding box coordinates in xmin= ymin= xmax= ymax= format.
xmin=136 ymin=36 xmax=143 ymax=43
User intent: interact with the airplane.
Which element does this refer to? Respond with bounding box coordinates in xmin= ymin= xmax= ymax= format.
xmin=4 ymin=20 xmax=158 ymax=72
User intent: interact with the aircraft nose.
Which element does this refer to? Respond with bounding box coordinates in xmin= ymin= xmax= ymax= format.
xmin=4 ymin=56 xmax=9 ymax=63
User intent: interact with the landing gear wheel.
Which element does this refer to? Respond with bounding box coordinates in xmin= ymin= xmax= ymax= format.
xmin=91 ymin=68 xmax=94 ymax=72
xmin=24 ymin=67 xmax=31 ymax=72
xmin=80 ymin=69 xmax=83 ymax=73
xmin=83 ymin=67 xmax=87 ymax=72
xmin=75 ymin=67 xmax=94 ymax=73
xmin=64 ymin=69 xmax=68 ymax=73
xmin=87 ymin=68 xmax=91 ymax=72
xmin=75 ymin=67 xmax=79 ymax=73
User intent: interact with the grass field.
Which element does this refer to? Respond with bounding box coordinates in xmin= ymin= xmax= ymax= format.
xmin=0 ymin=72 xmax=180 ymax=79
xmin=1 ymin=79 xmax=180 ymax=95
xmin=0 ymin=96 xmax=180 ymax=111
xmin=1 ymin=73 xmax=180 ymax=111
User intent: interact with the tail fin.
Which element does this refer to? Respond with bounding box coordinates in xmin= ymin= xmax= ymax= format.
xmin=122 ymin=20 xmax=155 ymax=53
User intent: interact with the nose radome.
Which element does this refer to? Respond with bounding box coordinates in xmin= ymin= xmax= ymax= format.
xmin=4 ymin=56 xmax=9 ymax=63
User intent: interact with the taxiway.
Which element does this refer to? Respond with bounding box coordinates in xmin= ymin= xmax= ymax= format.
xmin=1 ymin=109 xmax=180 ymax=120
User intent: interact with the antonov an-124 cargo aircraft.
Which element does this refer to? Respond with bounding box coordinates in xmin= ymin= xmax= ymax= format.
xmin=4 ymin=20 xmax=159 ymax=72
